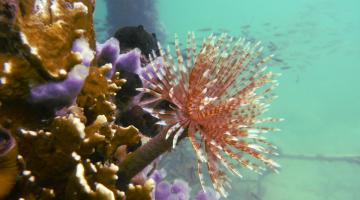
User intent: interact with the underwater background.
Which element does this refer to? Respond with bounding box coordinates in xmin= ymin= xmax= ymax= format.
xmin=94 ymin=0 xmax=360 ymax=199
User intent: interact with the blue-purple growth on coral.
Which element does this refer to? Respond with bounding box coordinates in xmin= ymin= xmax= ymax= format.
xmin=115 ymin=48 xmax=142 ymax=74
xmin=151 ymin=169 xmax=190 ymax=200
xmin=30 ymin=64 xmax=89 ymax=109
xmin=151 ymin=169 xmax=220 ymax=200
xmin=195 ymin=187 xmax=221 ymax=200
xmin=29 ymin=37 xmax=95 ymax=109
xmin=150 ymin=168 xmax=167 ymax=184
xmin=96 ymin=37 xmax=142 ymax=79
xmin=154 ymin=179 xmax=191 ymax=200
xmin=96 ymin=37 xmax=120 ymax=67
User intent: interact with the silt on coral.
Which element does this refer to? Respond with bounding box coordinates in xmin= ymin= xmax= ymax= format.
xmin=72 ymin=37 xmax=95 ymax=67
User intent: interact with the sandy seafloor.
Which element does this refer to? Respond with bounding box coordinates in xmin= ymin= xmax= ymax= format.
xmin=94 ymin=0 xmax=360 ymax=199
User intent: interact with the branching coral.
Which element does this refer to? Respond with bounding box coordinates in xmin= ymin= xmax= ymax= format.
xmin=76 ymin=64 xmax=124 ymax=122
xmin=9 ymin=104 xmax=143 ymax=199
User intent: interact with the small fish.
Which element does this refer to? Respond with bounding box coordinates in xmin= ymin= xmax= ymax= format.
xmin=267 ymin=42 xmax=278 ymax=51
xmin=288 ymin=29 xmax=297 ymax=34
xmin=272 ymin=57 xmax=283 ymax=63
xmin=167 ymin=41 xmax=183 ymax=46
xmin=263 ymin=22 xmax=271 ymax=26
xmin=250 ymin=192 xmax=262 ymax=200
xmin=246 ymin=37 xmax=256 ymax=43
xmin=241 ymin=25 xmax=251 ymax=29
xmin=280 ymin=66 xmax=291 ymax=70
xmin=273 ymin=33 xmax=283 ymax=37
xmin=218 ymin=28 xmax=230 ymax=32
xmin=326 ymin=47 xmax=337 ymax=54
xmin=197 ymin=28 xmax=212 ymax=32
xmin=296 ymin=74 xmax=300 ymax=83
xmin=241 ymin=30 xmax=250 ymax=36
xmin=212 ymin=32 xmax=222 ymax=36
xmin=167 ymin=42 xmax=175 ymax=46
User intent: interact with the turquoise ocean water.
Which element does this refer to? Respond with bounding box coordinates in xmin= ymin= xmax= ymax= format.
xmin=94 ymin=0 xmax=360 ymax=199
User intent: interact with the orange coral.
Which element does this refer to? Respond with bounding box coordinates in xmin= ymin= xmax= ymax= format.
xmin=15 ymin=0 xmax=96 ymax=79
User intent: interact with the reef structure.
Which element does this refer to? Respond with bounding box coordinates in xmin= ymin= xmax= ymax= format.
xmin=0 ymin=0 xmax=154 ymax=199
xmin=0 ymin=0 xmax=281 ymax=199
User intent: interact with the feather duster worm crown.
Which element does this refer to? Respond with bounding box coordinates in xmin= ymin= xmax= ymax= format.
xmin=138 ymin=32 xmax=282 ymax=197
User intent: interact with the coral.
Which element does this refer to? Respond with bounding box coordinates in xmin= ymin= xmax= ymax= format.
xmin=96 ymin=34 xmax=161 ymax=137
xmin=15 ymin=0 xmax=96 ymax=79
xmin=0 ymin=0 xmax=95 ymax=102
xmin=96 ymin=37 xmax=142 ymax=97
xmin=0 ymin=0 xmax=156 ymax=199
xmin=151 ymin=168 xmax=219 ymax=200
xmin=30 ymin=64 xmax=90 ymax=110
xmin=96 ymin=37 xmax=120 ymax=68
xmin=0 ymin=54 xmax=43 ymax=100
xmin=76 ymin=64 xmax=123 ymax=122
xmin=0 ymin=0 xmax=282 ymax=199
xmin=115 ymin=49 xmax=142 ymax=75
xmin=7 ymin=105 xmax=141 ymax=199
xmin=28 ymin=37 xmax=94 ymax=111
xmin=125 ymin=181 xmax=155 ymax=200
xmin=155 ymin=181 xmax=172 ymax=199
xmin=72 ymin=37 xmax=95 ymax=67
xmin=195 ymin=187 xmax=221 ymax=200
xmin=0 ymin=127 xmax=17 ymax=199
xmin=150 ymin=169 xmax=167 ymax=184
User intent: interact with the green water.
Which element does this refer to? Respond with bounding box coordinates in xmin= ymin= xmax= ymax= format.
xmin=94 ymin=0 xmax=360 ymax=199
